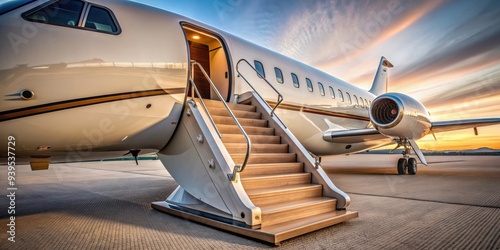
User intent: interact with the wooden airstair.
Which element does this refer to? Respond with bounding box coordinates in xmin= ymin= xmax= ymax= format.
xmin=153 ymin=60 xmax=357 ymax=245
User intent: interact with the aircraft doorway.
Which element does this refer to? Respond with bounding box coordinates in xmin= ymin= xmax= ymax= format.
xmin=183 ymin=25 xmax=231 ymax=101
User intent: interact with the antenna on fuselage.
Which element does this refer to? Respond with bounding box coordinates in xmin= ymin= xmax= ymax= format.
xmin=124 ymin=149 xmax=141 ymax=165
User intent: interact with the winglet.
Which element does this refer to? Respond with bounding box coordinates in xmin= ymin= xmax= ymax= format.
xmin=369 ymin=56 xmax=394 ymax=96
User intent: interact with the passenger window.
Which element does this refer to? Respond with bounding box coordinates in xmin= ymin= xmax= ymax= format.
xmin=346 ymin=92 xmax=352 ymax=104
xmin=329 ymin=86 xmax=335 ymax=99
xmin=291 ymin=73 xmax=300 ymax=88
xmin=306 ymin=78 xmax=313 ymax=92
xmin=353 ymin=95 xmax=359 ymax=106
xmin=338 ymin=89 xmax=344 ymax=102
xmin=25 ymin=0 xmax=85 ymax=27
xmin=274 ymin=67 xmax=284 ymax=84
xmin=85 ymin=5 xmax=119 ymax=33
xmin=365 ymin=99 xmax=370 ymax=108
xmin=254 ymin=60 xmax=265 ymax=78
xmin=318 ymin=82 xmax=325 ymax=96
xmin=359 ymin=97 xmax=364 ymax=108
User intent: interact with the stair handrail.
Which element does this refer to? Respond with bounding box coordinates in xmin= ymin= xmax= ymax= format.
xmin=236 ymin=59 xmax=286 ymax=128
xmin=190 ymin=60 xmax=251 ymax=181
xmin=188 ymin=78 xmax=221 ymax=138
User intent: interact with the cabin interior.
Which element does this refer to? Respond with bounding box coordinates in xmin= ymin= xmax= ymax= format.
xmin=183 ymin=26 xmax=231 ymax=101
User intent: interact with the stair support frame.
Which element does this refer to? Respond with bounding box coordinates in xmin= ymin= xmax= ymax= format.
xmin=157 ymin=101 xmax=262 ymax=226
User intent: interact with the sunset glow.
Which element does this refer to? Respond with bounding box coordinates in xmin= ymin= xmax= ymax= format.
xmin=141 ymin=0 xmax=500 ymax=150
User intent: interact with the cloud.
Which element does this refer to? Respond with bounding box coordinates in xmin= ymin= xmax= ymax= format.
xmin=302 ymin=0 xmax=445 ymax=75
xmin=141 ymin=0 xmax=500 ymax=150
xmin=367 ymin=0 xmax=445 ymax=50
xmin=393 ymin=21 xmax=500 ymax=85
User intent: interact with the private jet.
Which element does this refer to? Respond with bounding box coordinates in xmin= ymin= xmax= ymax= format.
xmin=1 ymin=0 xmax=498 ymax=244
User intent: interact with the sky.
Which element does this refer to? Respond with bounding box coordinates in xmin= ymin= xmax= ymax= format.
xmin=136 ymin=0 xmax=500 ymax=150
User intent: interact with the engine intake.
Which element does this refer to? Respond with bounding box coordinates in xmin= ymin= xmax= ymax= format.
xmin=370 ymin=93 xmax=432 ymax=140
xmin=370 ymin=98 xmax=402 ymax=128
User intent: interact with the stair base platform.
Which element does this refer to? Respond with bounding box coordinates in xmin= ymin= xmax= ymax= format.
xmin=152 ymin=201 xmax=358 ymax=245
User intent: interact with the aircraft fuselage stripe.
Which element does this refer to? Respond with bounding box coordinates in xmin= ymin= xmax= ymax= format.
xmin=1 ymin=90 xmax=370 ymax=123
xmin=267 ymin=101 xmax=371 ymax=121
xmin=0 ymin=88 xmax=185 ymax=122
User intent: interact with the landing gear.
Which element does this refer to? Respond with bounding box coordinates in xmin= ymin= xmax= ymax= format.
xmin=394 ymin=140 xmax=418 ymax=175
xmin=397 ymin=158 xmax=407 ymax=175
xmin=397 ymin=157 xmax=417 ymax=175
xmin=407 ymin=158 xmax=417 ymax=175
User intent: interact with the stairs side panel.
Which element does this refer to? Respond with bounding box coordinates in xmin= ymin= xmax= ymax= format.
xmin=158 ymin=101 xmax=262 ymax=226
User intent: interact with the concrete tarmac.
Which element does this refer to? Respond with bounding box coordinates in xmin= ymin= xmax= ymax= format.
xmin=1 ymin=155 xmax=499 ymax=249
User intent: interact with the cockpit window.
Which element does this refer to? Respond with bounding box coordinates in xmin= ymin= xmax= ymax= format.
xmin=23 ymin=0 xmax=120 ymax=35
xmin=0 ymin=0 xmax=34 ymax=15
xmin=85 ymin=5 xmax=118 ymax=33
xmin=25 ymin=0 xmax=84 ymax=27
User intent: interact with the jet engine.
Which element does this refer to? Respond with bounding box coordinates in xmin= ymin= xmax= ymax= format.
xmin=370 ymin=93 xmax=432 ymax=140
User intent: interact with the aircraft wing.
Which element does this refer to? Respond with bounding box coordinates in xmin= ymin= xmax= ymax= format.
xmin=323 ymin=128 xmax=385 ymax=143
xmin=323 ymin=118 xmax=500 ymax=143
xmin=430 ymin=118 xmax=500 ymax=133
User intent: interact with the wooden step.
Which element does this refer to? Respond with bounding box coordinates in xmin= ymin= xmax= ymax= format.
xmin=213 ymin=115 xmax=268 ymax=127
xmin=241 ymin=173 xmax=310 ymax=189
xmin=260 ymin=197 xmax=336 ymax=227
xmin=247 ymin=184 xmax=323 ymax=206
xmin=198 ymin=99 xmax=256 ymax=112
xmin=207 ymin=107 xmax=261 ymax=119
xmin=240 ymin=163 xmax=304 ymax=177
xmin=225 ymin=143 xmax=288 ymax=154
xmin=221 ymin=134 xmax=280 ymax=144
xmin=262 ymin=210 xmax=359 ymax=244
xmin=152 ymin=201 xmax=358 ymax=245
xmin=231 ymin=153 xmax=296 ymax=164
xmin=218 ymin=124 xmax=274 ymax=136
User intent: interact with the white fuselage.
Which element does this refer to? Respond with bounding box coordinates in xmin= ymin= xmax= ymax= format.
xmin=0 ymin=0 xmax=390 ymax=163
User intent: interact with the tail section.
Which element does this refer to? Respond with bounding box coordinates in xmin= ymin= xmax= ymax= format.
xmin=369 ymin=56 xmax=394 ymax=96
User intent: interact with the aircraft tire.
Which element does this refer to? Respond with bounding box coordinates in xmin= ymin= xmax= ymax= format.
xmin=408 ymin=158 xmax=417 ymax=175
xmin=397 ymin=158 xmax=407 ymax=175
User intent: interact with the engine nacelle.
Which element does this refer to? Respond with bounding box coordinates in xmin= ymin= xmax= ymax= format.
xmin=370 ymin=93 xmax=432 ymax=140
